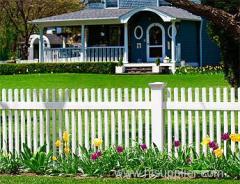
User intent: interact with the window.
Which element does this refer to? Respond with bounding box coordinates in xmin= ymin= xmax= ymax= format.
xmin=134 ymin=26 xmax=143 ymax=40
xmin=105 ymin=0 xmax=119 ymax=8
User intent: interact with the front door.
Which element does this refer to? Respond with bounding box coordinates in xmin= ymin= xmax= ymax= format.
xmin=147 ymin=23 xmax=165 ymax=62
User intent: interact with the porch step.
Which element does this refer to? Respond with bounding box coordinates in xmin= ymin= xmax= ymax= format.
xmin=125 ymin=66 xmax=153 ymax=74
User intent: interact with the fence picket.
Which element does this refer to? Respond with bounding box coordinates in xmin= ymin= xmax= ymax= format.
xmin=52 ymin=89 xmax=57 ymax=154
xmin=230 ymin=88 xmax=235 ymax=153
xmin=223 ymin=88 xmax=228 ymax=156
xmin=58 ymin=89 xmax=63 ymax=153
xmin=97 ymin=89 xmax=102 ymax=147
xmin=174 ymin=88 xmax=179 ymax=155
xmin=45 ymin=89 xmax=50 ymax=153
xmin=33 ymin=89 xmax=38 ymax=153
xmin=167 ymin=88 xmax=172 ymax=153
xmin=138 ymin=88 xmax=143 ymax=144
xmin=181 ymin=88 xmax=186 ymax=148
xmin=26 ymin=89 xmax=32 ymax=150
xmin=238 ymin=88 xmax=240 ymax=151
xmin=111 ymin=89 xmax=116 ymax=146
xmin=8 ymin=89 xmax=13 ymax=153
xmin=91 ymin=89 xmax=96 ymax=147
xmin=39 ymin=89 xmax=44 ymax=148
xmin=65 ymin=89 xmax=70 ymax=133
xmin=216 ymin=88 xmax=221 ymax=147
xmin=188 ymin=88 xmax=193 ymax=146
xmin=104 ymin=89 xmax=109 ymax=148
xmin=20 ymin=89 xmax=25 ymax=151
xmin=131 ymin=88 xmax=136 ymax=147
xmin=2 ymin=89 xmax=7 ymax=152
xmin=14 ymin=89 xmax=19 ymax=154
xmin=124 ymin=88 xmax=129 ymax=148
xmin=117 ymin=88 xmax=123 ymax=146
xmin=209 ymin=88 xmax=214 ymax=141
xmin=78 ymin=89 xmax=83 ymax=151
xmin=144 ymin=88 xmax=150 ymax=148
xmin=202 ymin=88 xmax=207 ymax=155
xmin=71 ymin=89 xmax=77 ymax=154
xmin=195 ymin=88 xmax=200 ymax=155
xmin=84 ymin=89 xmax=90 ymax=149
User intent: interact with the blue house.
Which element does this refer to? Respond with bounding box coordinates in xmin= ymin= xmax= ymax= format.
xmin=31 ymin=0 xmax=220 ymax=73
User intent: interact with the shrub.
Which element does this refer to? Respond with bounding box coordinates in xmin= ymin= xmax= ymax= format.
xmin=0 ymin=62 xmax=117 ymax=75
xmin=176 ymin=65 xmax=224 ymax=75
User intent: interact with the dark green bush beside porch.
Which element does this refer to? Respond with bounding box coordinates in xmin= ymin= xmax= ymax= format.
xmin=0 ymin=62 xmax=117 ymax=75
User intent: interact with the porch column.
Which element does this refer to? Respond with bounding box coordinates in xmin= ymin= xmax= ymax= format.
xmin=171 ymin=21 xmax=177 ymax=74
xmin=124 ymin=23 xmax=129 ymax=63
xmin=81 ymin=25 xmax=86 ymax=62
xmin=39 ymin=27 xmax=44 ymax=63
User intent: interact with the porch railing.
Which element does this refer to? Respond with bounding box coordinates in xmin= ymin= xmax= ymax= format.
xmin=44 ymin=48 xmax=82 ymax=63
xmin=86 ymin=46 xmax=124 ymax=62
xmin=44 ymin=46 xmax=125 ymax=63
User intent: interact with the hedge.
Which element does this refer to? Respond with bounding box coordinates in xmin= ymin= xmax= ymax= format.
xmin=0 ymin=62 xmax=118 ymax=75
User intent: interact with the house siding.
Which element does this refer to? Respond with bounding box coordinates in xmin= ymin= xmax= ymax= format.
xmin=201 ymin=19 xmax=221 ymax=66
xmin=87 ymin=0 xmax=200 ymax=9
xmin=176 ymin=21 xmax=200 ymax=65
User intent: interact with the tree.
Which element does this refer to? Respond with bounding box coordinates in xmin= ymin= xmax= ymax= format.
xmin=166 ymin=0 xmax=240 ymax=88
xmin=0 ymin=0 xmax=84 ymax=60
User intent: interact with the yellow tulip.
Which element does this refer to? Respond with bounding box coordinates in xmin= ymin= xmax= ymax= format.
xmin=55 ymin=140 xmax=62 ymax=148
xmin=93 ymin=138 xmax=103 ymax=147
xmin=64 ymin=147 xmax=70 ymax=155
xmin=201 ymin=136 xmax=210 ymax=146
xmin=213 ymin=148 xmax=223 ymax=158
xmin=63 ymin=131 xmax=70 ymax=143
xmin=230 ymin=134 xmax=240 ymax=142
xmin=52 ymin=156 xmax=58 ymax=161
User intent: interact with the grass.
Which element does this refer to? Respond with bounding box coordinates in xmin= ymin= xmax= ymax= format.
xmin=0 ymin=176 xmax=238 ymax=184
xmin=0 ymin=73 xmax=229 ymax=89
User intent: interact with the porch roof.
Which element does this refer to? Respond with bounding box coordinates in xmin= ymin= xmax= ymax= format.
xmin=31 ymin=6 xmax=201 ymax=27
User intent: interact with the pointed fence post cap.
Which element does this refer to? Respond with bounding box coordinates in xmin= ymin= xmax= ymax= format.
xmin=149 ymin=82 xmax=166 ymax=90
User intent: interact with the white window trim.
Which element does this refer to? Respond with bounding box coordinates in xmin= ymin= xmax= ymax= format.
xmin=104 ymin=0 xmax=119 ymax=9
xmin=134 ymin=25 xmax=143 ymax=40
xmin=146 ymin=23 xmax=166 ymax=62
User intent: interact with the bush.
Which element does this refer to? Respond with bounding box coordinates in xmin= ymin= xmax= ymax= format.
xmin=0 ymin=62 xmax=117 ymax=75
xmin=176 ymin=65 xmax=224 ymax=75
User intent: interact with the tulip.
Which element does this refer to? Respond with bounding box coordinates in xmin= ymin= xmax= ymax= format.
xmin=213 ymin=148 xmax=223 ymax=158
xmin=93 ymin=138 xmax=103 ymax=147
xmin=63 ymin=131 xmax=70 ymax=143
xmin=91 ymin=153 xmax=98 ymax=160
xmin=221 ymin=133 xmax=230 ymax=141
xmin=140 ymin=144 xmax=147 ymax=151
xmin=64 ymin=147 xmax=70 ymax=155
xmin=52 ymin=156 xmax=58 ymax=161
xmin=55 ymin=140 xmax=62 ymax=148
xmin=174 ymin=140 xmax=181 ymax=148
xmin=201 ymin=136 xmax=210 ymax=145
xmin=117 ymin=146 xmax=124 ymax=153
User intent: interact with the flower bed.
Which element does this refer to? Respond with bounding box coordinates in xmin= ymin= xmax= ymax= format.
xmin=176 ymin=65 xmax=224 ymax=75
xmin=1 ymin=131 xmax=240 ymax=179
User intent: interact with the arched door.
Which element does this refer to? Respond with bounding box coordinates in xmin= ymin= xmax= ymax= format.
xmin=146 ymin=23 xmax=165 ymax=62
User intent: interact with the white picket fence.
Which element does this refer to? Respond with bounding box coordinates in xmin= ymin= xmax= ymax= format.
xmin=0 ymin=83 xmax=240 ymax=156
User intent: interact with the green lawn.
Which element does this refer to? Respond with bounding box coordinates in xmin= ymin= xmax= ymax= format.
xmin=0 ymin=176 xmax=238 ymax=184
xmin=0 ymin=73 xmax=229 ymax=89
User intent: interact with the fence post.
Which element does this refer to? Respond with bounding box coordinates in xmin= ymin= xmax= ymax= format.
xmin=149 ymin=82 xmax=165 ymax=151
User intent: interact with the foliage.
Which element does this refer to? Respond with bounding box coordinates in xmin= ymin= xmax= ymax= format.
xmin=166 ymin=0 xmax=240 ymax=88
xmin=0 ymin=152 xmax=21 ymax=174
xmin=0 ymin=0 xmax=83 ymax=60
xmin=20 ymin=144 xmax=52 ymax=174
xmin=118 ymin=58 xmax=123 ymax=67
xmin=155 ymin=58 xmax=161 ymax=66
xmin=176 ymin=65 xmax=224 ymax=75
xmin=0 ymin=62 xmax=117 ymax=75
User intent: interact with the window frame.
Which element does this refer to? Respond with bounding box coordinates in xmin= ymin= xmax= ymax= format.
xmin=105 ymin=0 xmax=119 ymax=9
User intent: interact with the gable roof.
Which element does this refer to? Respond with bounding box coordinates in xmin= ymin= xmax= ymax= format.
xmin=31 ymin=6 xmax=201 ymax=26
